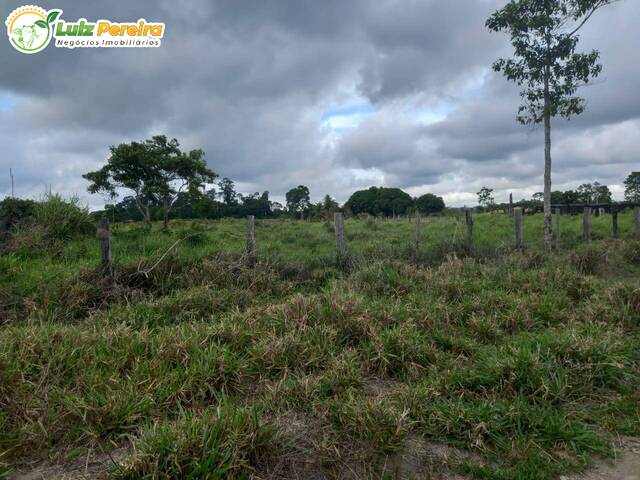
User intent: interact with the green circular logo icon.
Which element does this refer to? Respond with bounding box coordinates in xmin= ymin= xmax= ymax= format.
xmin=5 ymin=6 xmax=61 ymax=54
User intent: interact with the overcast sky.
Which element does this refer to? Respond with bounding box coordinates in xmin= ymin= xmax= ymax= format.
xmin=1 ymin=0 xmax=638 ymax=209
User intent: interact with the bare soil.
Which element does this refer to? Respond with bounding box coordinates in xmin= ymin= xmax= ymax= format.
xmin=9 ymin=438 xmax=640 ymax=479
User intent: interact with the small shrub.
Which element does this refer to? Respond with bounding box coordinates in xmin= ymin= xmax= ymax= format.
xmin=8 ymin=195 xmax=93 ymax=255
xmin=33 ymin=194 xmax=94 ymax=241
xmin=0 ymin=197 xmax=36 ymax=234
xmin=569 ymin=245 xmax=605 ymax=275
xmin=621 ymin=240 xmax=640 ymax=265
xmin=114 ymin=405 xmax=275 ymax=479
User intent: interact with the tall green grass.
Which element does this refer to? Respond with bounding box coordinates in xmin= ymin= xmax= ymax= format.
xmin=0 ymin=213 xmax=638 ymax=479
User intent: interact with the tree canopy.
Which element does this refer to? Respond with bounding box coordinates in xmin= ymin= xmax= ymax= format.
xmin=624 ymin=172 xmax=640 ymax=202
xmin=286 ymin=185 xmax=311 ymax=218
xmin=415 ymin=193 xmax=445 ymax=214
xmin=345 ymin=187 xmax=413 ymax=217
xmin=477 ymin=186 xmax=495 ymax=207
xmin=487 ymin=0 xmax=616 ymax=244
xmin=83 ymin=135 xmax=217 ymax=226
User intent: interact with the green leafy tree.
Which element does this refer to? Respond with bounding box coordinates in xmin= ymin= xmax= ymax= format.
xmin=83 ymin=135 xmax=217 ymax=227
xmin=477 ymin=186 xmax=495 ymax=208
xmin=624 ymin=172 xmax=640 ymax=202
xmin=217 ymin=178 xmax=238 ymax=206
xmin=593 ymin=182 xmax=612 ymax=203
xmin=576 ymin=183 xmax=595 ymax=203
xmin=320 ymin=194 xmax=340 ymax=219
xmin=487 ymin=0 xmax=616 ymax=245
xmin=241 ymin=191 xmax=272 ymax=218
xmin=286 ymin=185 xmax=311 ymax=219
xmin=415 ymin=193 xmax=445 ymax=214
xmin=345 ymin=187 xmax=413 ymax=217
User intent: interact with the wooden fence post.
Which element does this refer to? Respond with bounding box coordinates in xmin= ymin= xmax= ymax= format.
xmin=514 ymin=207 xmax=523 ymax=249
xmin=612 ymin=208 xmax=619 ymax=238
xmin=98 ymin=218 xmax=112 ymax=280
xmin=334 ymin=212 xmax=347 ymax=262
xmin=415 ymin=211 xmax=421 ymax=252
xmin=246 ymin=215 xmax=256 ymax=267
xmin=465 ymin=209 xmax=474 ymax=248
xmin=635 ymin=207 xmax=640 ymax=238
xmin=509 ymin=193 xmax=513 ymax=217
xmin=555 ymin=208 xmax=561 ymax=249
xmin=583 ymin=207 xmax=591 ymax=242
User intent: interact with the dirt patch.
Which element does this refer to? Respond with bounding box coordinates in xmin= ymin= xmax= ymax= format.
xmin=9 ymin=437 xmax=640 ymax=480
xmin=8 ymin=448 xmax=128 ymax=480
xmin=381 ymin=435 xmax=472 ymax=479
xmin=562 ymin=437 xmax=640 ymax=480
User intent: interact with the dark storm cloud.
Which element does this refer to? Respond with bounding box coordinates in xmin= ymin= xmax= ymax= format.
xmin=0 ymin=0 xmax=638 ymax=207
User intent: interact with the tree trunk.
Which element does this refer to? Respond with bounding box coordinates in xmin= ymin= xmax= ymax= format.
xmin=134 ymin=196 xmax=152 ymax=226
xmin=543 ymin=70 xmax=553 ymax=247
xmin=163 ymin=197 xmax=169 ymax=229
xmin=144 ymin=205 xmax=151 ymax=226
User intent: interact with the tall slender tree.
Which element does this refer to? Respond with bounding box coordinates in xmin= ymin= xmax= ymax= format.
xmin=487 ymin=0 xmax=618 ymax=246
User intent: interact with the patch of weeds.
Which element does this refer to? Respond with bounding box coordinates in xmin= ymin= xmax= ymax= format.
xmin=621 ymin=240 xmax=640 ymax=265
xmin=362 ymin=324 xmax=439 ymax=380
xmin=113 ymin=404 xmax=275 ymax=479
xmin=570 ymin=244 xmax=607 ymax=275
xmin=322 ymin=392 xmax=411 ymax=454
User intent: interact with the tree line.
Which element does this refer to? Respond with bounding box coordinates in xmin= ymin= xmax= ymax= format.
xmin=475 ymin=173 xmax=640 ymax=212
xmin=82 ymin=136 xmax=638 ymax=225
xmin=84 ymin=135 xmax=447 ymax=225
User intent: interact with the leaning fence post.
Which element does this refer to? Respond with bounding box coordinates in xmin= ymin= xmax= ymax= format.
xmin=612 ymin=208 xmax=619 ymax=238
xmin=98 ymin=218 xmax=112 ymax=280
xmin=583 ymin=207 xmax=592 ymax=242
xmin=246 ymin=215 xmax=256 ymax=267
xmin=555 ymin=208 xmax=561 ymax=249
xmin=415 ymin=211 xmax=421 ymax=252
xmin=334 ymin=212 xmax=347 ymax=263
xmin=514 ymin=207 xmax=523 ymax=249
xmin=465 ymin=209 xmax=474 ymax=248
xmin=635 ymin=207 xmax=640 ymax=238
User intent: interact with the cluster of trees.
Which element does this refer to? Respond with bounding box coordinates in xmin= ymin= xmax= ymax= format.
xmin=84 ymin=137 xmax=635 ymax=225
xmin=102 ymin=178 xmax=282 ymax=223
xmin=344 ymin=187 xmax=445 ymax=217
xmin=87 ymin=136 xmax=446 ymax=225
xmin=542 ymin=182 xmax=612 ymax=204
xmin=477 ymin=173 xmax=639 ymax=212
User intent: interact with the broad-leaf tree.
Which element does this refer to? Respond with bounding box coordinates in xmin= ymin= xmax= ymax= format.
xmin=84 ymin=135 xmax=216 ymax=227
xmin=286 ymin=185 xmax=311 ymax=219
xmin=624 ymin=172 xmax=640 ymax=202
xmin=344 ymin=187 xmax=413 ymax=217
xmin=217 ymin=177 xmax=238 ymax=206
xmin=487 ymin=0 xmax=618 ymax=245
xmin=415 ymin=193 xmax=445 ymax=214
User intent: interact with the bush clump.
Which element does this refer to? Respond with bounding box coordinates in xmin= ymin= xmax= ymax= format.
xmin=569 ymin=245 xmax=606 ymax=275
xmin=114 ymin=405 xmax=275 ymax=479
xmin=0 ymin=197 xmax=36 ymax=238
xmin=8 ymin=194 xmax=94 ymax=253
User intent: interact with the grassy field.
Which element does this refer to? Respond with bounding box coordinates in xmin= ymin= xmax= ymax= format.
xmin=1 ymin=212 xmax=639 ymax=479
